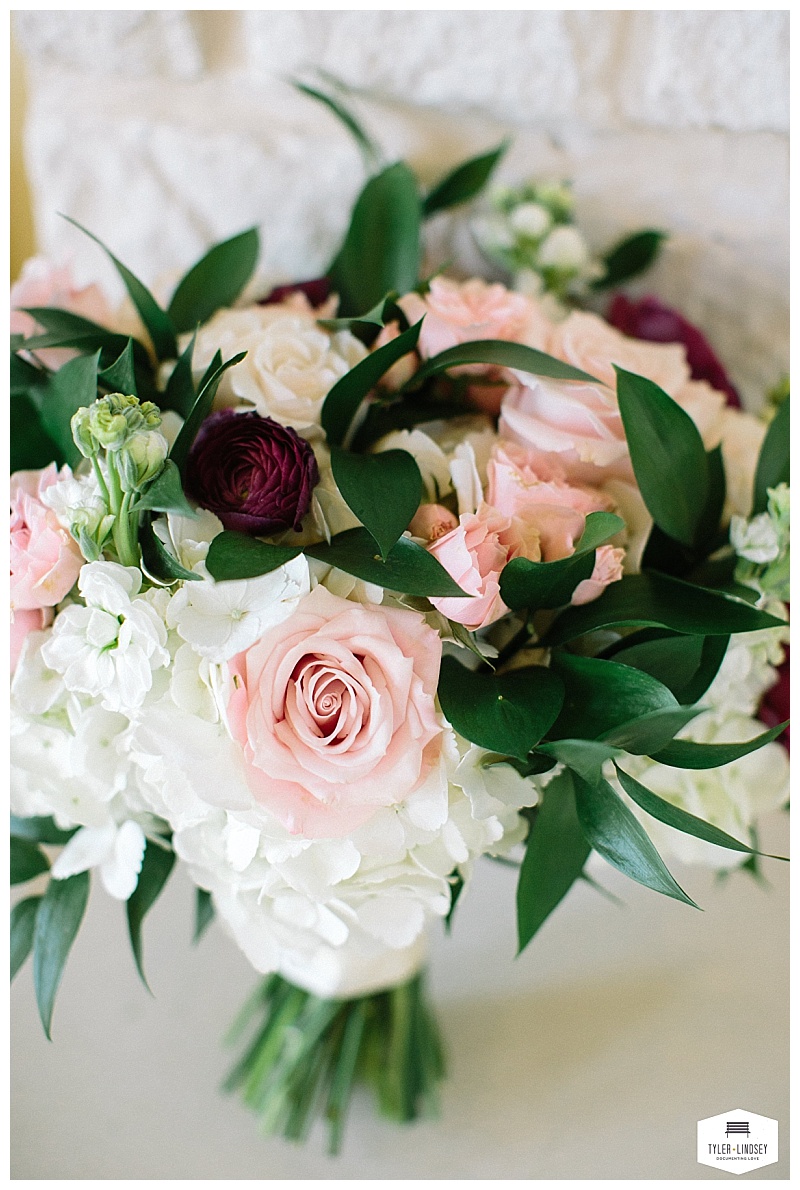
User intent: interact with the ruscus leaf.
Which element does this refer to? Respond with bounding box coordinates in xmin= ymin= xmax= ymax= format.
xmin=127 ymin=839 xmax=176 ymax=989
xmin=11 ymin=896 xmax=42 ymax=981
xmin=321 ymin=319 xmax=422 ymax=447
xmin=168 ymin=229 xmax=260 ymax=333
xmin=423 ymin=140 xmax=509 ymax=217
xmin=10 ymin=838 xmax=50 ymax=885
xmin=33 ymin=871 xmax=90 ymax=1038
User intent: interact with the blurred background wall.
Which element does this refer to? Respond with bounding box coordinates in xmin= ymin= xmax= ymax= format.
xmin=11 ymin=9 xmax=789 ymax=408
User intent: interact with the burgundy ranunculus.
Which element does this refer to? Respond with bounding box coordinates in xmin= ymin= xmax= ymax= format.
xmin=259 ymin=277 xmax=332 ymax=308
xmin=759 ymin=644 xmax=790 ymax=753
xmin=608 ymin=293 xmax=741 ymax=408
xmin=185 ymin=409 xmax=319 ymax=535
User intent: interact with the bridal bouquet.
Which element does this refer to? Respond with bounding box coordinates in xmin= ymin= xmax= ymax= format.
xmin=10 ymin=92 xmax=789 ymax=1153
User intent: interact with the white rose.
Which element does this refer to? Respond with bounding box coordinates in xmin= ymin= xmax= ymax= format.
xmin=509 ymin=202 xmax=552 ymax=240
xmin=537 ymin=225 xmax=590 ymax=272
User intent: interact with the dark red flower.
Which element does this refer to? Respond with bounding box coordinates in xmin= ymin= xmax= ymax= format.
xmin=259 ymin=278 xmax=332 ymax=308
xmin=185 ymin=409 xmax=319 ymax=536
xmin=759 ymin=644 xmax=790 ymax=753
xmin=608 ymin=293 xmax=741 ymax=408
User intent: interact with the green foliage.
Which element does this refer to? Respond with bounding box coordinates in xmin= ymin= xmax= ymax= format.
xmin=126 ymin=839 xmax=176 ymax=989
xmin=752 ymin=397 xmax=789 ymax=514
xmin=321 ymin=319 xmax=422 ymax=446
xmin=11 ymin=815 xmax=77 ymax=845
xmin=305 ymin=527 xmax=468 ymax=597
xmin=11 ymin=896 xmax=42 ymax=981
xmin=162 ymin=331 xmax=198 ymax=418
xmin=205 ymin=532 xmax=302 ymax=580
xmin=549 ymin=653 xmax=680 ymax=742
xmin=292 ymin=80 xmax=382 ymax=172
xmin=168 ymin=229 xmax=260 ymax=333
xmin=17 ymin=306 xmax=136 ymax=365
xmin=135 ymin=459 xmax=197 ymax=518
xmin=139 ymin=515 xmax=202 ymax=585
xmin=591 ymin=229 xmax=667 ymax=290
xmin=422 ymin=141 xmax=509 ymax=217
xmin=599 ymin=706 xmax=703 ymax=754
xmin=330 ymin=446 xmax=422 ymax=558
xmin=328 ymin=163 xmax=422 ymax=315
xmin=500 ymin=511 xmax=624 ymax=611
xmin=409 ymin=339 xmax=599 ymax=388
xmin=11 ymin=392 xmax=61 ymax=472
xmin=607 ymin=631 xmax=729 ymax=705
xmin=516 ymin=771 xmax=591 ymax=953
xmin=33 ymin=871 xmax=90 ymax=1038
xmin=38 ymin=351 xmax=101 ymax=469
xmin=650 ymin=722 xmax=789 ymax=769
xmin=10 ymin=838 xmax=50 ymax=885
xmin=437 ymin=655 xmax=564 ymax=761
xmin=98 ymin=338 xmax=138 ymax=397
xmin=169 ymin=351 xmax=247 ymax=474
xmin=194 ymin=888 xmax=215 ymax=943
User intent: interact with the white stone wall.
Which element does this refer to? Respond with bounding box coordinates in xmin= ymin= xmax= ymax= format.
xmin=14 ymin=10 xmax=789 ymax=409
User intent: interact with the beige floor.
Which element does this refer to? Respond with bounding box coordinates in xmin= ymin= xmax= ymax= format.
xmin=11 ymin=808 xmax=788 ymax=1179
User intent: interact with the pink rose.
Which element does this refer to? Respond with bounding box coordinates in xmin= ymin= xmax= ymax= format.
xmin=546 ymin=310 xmax=690 ymax=396
xmin=11 ymin=258 xmax=113 ymax=369
xmin=499 ymin=376 xmax=633 ymax=485
xmin=398 ymin=276 xmax=550 ymax=360
xmin=227 ymin=586 xmax=443 ymax=838
xmin=486 ymin=441 xmax=613 ymax=562
xmin=409 ymin=503 xmax=459 ymax=542
xmin=371 ymin=321 xmax=419 ymax=391
xmin=10 ymin=608 xmax=52 ymax=673
xmin=427 ymin=503 xmax=539 ymax=631
xmin=570 ymin=544 xmax=625 ymax=606
xmin=11 ymin=465 xmax=83 ymax=614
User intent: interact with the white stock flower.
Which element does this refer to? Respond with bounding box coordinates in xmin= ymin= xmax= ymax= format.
xmin=41 ymin=562 xmax=169 ymax=712
xmin=730 ymin=512 xmax=781 ymax=564
xmin=153 ymin=508 xmax=224 ymax=575
xmin=165 ymin=554 xmax=310 ymax=663
xmin=701 ymin=624 xmax=788 ymax=720
xmin=51 ymin=819 xmax=147 ymax=899
xmin=188 ymin=305 xmax=366 ymax=428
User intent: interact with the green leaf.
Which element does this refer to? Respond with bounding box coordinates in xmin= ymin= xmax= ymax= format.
xmin=549 ymin=652 xmax=679 ymax=742
xmin=127 ymin=839 xmax=176 ymax=988
xmin=38 ymin=351 xmax=101 ymax=469
xmin=10 ymin=838 xmax=50 ymax=885
xmin=752 ymin=397 xmax=789 ymax=514
xmin=139 ymin=515 xmax=202 ymax=585
xmin=305 ymin=526 xmax=468 ymax=597
xmin=19 ymin=306 xmax=138 ymax=365
xmin=98 ymin=338 xmax=138 ymax=396
xmin=444 ymin=871 xmax=465 ymax=934
xmin=11 ymin=392 xmax=62 ymax=472
xmin=676 ymin=634 xmax=730 ymax=705
xmin=162 ymin=331 xmax=197 ymax=418
xmin=437 ymin=655 xmax=564 ymax=761
xmin=61 ymin=216 xmax=178 ymax=360
xmin=615 ymin=366 xmax=709 ymax=547
xmin=167 ymin=229 xmax=260 ymax=333
xmin=11 ymin=896 xmax=41 ymax=981
xmin=321 ymin=319 xmax=422 ymax=447
xmin=599 ymin=705 xmax=704 ymax=754
xmin=615 ymin=764 xmax=786 ymax=859
xmin=10 ymin=815 xmax=77 ymax=845
xmin=330 ymin=445 xmax=422 ymax=558
xmin=194 ymin=888 xmax=215 ymax=943
xmin=409 ymin=339 xmax=600 ymax=388
xmin=169 ymin=351 xmax=247 ymax=475
xmin=517 ymin=771 xmax=591 ymax=953
xmin=591 ymin=229 xmax=667 ymax=290
xmin=205 ymin=531 xmax=302 ymax=580
xmin=499 ymin=511 xmax=624 ymax=611
xmin=611 ymin=631 xmax=730 ymax=706
xmin=317 ymin=295 xmax=391 ymax=333
xmin=572 ymin=774 xmax=697 ymax=908
xmin=650 ymin=721 xmax=789 ymax=769
xmin=536 ymin=739 xmax=621 ymax=787
xmin=33 ymin=871 xmax=90 ymax=1038
xmin=542 ymin=571 xmax=785 ymax=647
xmin=135 ymin=459 xmax=197 ymax=517
xmin=422 ymin=140 xmax=509 ymax=217
xmin=328 ymin=162 xmax=422 ymax=315
xmin=292 ymin=81 xmax=381 ymax=171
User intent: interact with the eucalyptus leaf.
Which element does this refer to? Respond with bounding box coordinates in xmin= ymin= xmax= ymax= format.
xmin=437 ymin=656 xmax=564 ymax=761
xmin=752 ymin=397 xmax=789 ymax=514
xmin=33 ymin=870 xmax=90 ymax=1038
xmin=135 ymin=459 xmax=197 ymax=518
xmin=615 ymin=366 xmax=709 ymax=547
xmin=549 ymin=652 xmax=679 ymax=741
xmin=127 ymin=839 xmax=176 ymax=989
xmin=168 ymin=229 xmax=260 ymax=333
xmin=409 ymin=339 xmax=599 ymax=388
xmin=591 ymin=229 xmax=667 ymax=290
xmin=572 ymin=774 xmax=697 ymax=908
xmin=169 ymin=351 xmax=247 ymax=474
xmin=542 ymin=571 xmax=785 ymax=646
xmin=11 ymin=896 xmax=41 ymax=981
xmin=205 ymin=532 xmax=302 ymax=580
xmin=517 ymin=770 xmax=591 ymax=953
xmin=499 ymin=511 xmax=624 ymax=611
xmin=330 ymin=445 xmax=422 ymax=558
xmin=38 ymin=351 xmax=101 ymax=468
xmin=328 ymin=162 xmax=422 ymax=316
xmin=423 ymin=140 xmax=509 ymax=217
xmin=615 ymin=764 xmax=786 ymax=859
xmin=10 ymin=838 xmax=50 ymax=885
xmin=321 ymin=320 xmax=422 ymax=447
xmin=305 ymin=527 xmax=468 ymax=597
xmin=61 ymin=216 xmax=178 ymax=360
xmin=649 ymin=721 xmax=789 ymax=769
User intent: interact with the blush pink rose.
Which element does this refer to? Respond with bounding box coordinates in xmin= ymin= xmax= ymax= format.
xmin=11 ymin=465 xmax=83 ymax=614
xmin=427 ymin=503 xmax=539 ymax=630
xmin=546 ymin=310 xmax=690 ymax=396
xmin=570 ymin=544 xmax=625 ymax=606
xmin=10 ymin=608 xmax=52 ymax=673
xmin=371 ymin=320 xmax=419 ymax=390
xmin=499 ymin=376 xmax=633 ymax=485
xmin=409 ymin=503 xmax=459 ymax=542
xmin=12 ymin=258 xmax=113 ymax=369
xmin=227 ymin=585 xmax=443 ymax=838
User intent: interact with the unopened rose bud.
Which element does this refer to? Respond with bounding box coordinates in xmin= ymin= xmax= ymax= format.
xmin=71 ymin=406 xmax=96 ymax=458
xmin=118 ymin=430 xmax=169 ymax=492
xmin=409 ymin=503 xmax=459 ymax=543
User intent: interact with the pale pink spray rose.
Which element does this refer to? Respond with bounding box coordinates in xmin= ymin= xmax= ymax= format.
xmin=546 ymin=310 xmax=690 ymax=396
xmin=10 ymin=465 xmax=84 ymax=671
xmin=370 ymin=321 xmax=419 ymax=391
xmin=570 ymin=544 xmax=626 ymax=606
xmin=427 ymin=503 xmax=540 ymax=631
xmin=227 ymin=585 xmax=443 ymax=839
xmin=408 ymin=504 xmax=459 ymax=542
xmin=11 ymin=258 xmax=113 ymax=368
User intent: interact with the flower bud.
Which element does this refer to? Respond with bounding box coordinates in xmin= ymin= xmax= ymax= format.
xmin=71 ymin=406 xmax=96 ymax=458
xmin=508 ymin=202 xmax=551 ymax=240
xmin=537 ymin=226 xmax=590 ymax=272
xmin=117 ymin=430 xmax=169 ymax=492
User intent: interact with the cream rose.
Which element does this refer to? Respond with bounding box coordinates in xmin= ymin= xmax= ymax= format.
xmin=546 ymin=310 xmax=690 ymax=396
xmin=227 ymin=586 xmax=443 ymax=839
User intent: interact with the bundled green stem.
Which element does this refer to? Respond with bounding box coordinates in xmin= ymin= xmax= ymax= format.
xmin=224 ymin=970 xmax=445 ymax=1154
